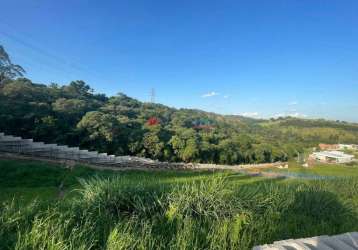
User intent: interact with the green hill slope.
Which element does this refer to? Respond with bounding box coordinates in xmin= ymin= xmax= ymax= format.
xmin=1 ymin=79 xmax=358 ymax=164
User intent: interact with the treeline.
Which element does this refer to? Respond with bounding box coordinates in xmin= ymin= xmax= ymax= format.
xmin=0 ymin=78 xmax=287 ymax=164
xmin=2 ymin=78 xmax=358 ymax=164
xmin=1 ymin=46 xmax=358 ymax=164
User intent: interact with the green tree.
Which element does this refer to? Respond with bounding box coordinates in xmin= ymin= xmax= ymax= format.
xmin=142 ymin=130 xmax=164 ymax=159
xmin=170 ymin=129 xmax=200 ymax=162
xmin=218 ymin=139 xmax=241 ymax=164
xmin=0 ymin=45 xmax=25 ymax=83
xmin=52 ymin=98 xmax=88 ymax=115
xmin=77 ymin=111 xmax=120 ymax=152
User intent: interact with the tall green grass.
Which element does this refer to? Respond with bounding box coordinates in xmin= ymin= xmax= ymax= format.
xmin=1 ymin=172 xmax=358 ymax=250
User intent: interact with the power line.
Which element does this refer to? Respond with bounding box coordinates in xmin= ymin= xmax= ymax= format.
xmin=0 ymin=18 xmax=114 ymax=89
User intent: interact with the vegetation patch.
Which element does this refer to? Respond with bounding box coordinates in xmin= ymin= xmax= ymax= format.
xmin=1 ymin=159 xmax=358 ymax=249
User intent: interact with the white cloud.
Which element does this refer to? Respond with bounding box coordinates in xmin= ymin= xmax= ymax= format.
xmin=289 ymin=112 xmax=307 ymax=118
xmin=223 ymin=95 xmax=230 ymax=99
xmin=273 ymin=112 xmax=307 ymax=118
xmin=241 ymin=112 xmax=260 ymax=118
xmin=272 ymin=113 xmax=285 ymax=118
xmin=288 ymin=101 xmax=298 ymax=106
xmin=202 ymin=91 xmax=219 ymax=98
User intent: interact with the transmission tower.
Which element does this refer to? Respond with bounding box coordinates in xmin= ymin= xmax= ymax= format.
xmin=150 ymin=88 xmax=156 ymax=103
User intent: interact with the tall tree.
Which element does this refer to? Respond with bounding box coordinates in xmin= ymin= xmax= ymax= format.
xmin=0 ymin=45 xmax=25 ymax=83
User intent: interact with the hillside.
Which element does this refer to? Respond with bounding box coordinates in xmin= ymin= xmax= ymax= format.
xmin=1 ymin=78 xmax=358 ymax=165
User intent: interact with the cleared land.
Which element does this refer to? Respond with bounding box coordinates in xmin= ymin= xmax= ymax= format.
xmin=1 ymin=159 xmax=358 ymax=250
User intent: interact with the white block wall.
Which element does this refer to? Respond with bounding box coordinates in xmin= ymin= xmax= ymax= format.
xmin=0 ymin=132 xmax=157 ymax=168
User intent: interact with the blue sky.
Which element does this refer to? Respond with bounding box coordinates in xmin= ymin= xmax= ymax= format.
xmin=1 ymin=0 xmax=358 ymax=122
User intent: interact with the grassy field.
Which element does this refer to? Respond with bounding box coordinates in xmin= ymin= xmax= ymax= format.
xmin=1 ymin=158 xmax=358 ymax=250
xmin=266 ymin=160 xmax=358 ymax=178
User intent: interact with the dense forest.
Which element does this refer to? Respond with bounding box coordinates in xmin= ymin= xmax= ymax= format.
xmin=1 ymin=45 xmax=358 ymax=164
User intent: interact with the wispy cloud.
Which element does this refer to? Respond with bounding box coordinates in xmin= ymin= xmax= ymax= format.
xmin=288 ymin=101 xmax=298 ymax=106
xmin=223 ymin=95 xmax=230 ymax=99
xmin=201 ymin=91 xmax=219 ymax=98
xmin=291 ymin=112 xmax=307 ymax=118
xmin=273 ymin=112 xmax=307 ymax=118
xmin=241 ymin=112 xmax=260 ymax=118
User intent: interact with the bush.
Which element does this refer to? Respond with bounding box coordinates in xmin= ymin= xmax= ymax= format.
xmin=2 ymin=174 xmax=358 ymax=250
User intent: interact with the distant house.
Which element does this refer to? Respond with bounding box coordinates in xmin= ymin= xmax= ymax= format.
xmin=310 ymin=151 xmax=354 ymax=164
xmin=318 ymin=143 xmax=339 ymax=151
